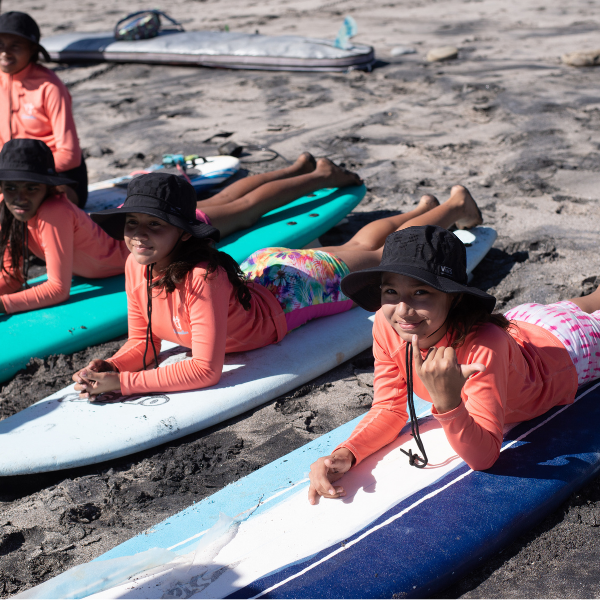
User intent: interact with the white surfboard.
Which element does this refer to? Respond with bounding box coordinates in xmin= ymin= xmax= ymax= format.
xmin=0 ymin=227 xmax=496 ymax=477
xmin=0 ymin=308 xmax=376 ymax=476
xmin=85 ymin=155 xmax=240 ymax=212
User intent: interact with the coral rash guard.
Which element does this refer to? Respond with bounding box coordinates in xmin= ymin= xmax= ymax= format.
xmin=0 ymin=193 xmax=129 ymax=313
xmin=337 ymin=310 xmax=578 ymax=471
xmin=108 ymin=255 xmax=288 ymax=395
xmin=0 ymin=63 xmax=81 ymax=172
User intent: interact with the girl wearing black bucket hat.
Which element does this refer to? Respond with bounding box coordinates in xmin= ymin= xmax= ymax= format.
xmin=0 ymin=11 xmax=88 ymax=207
xmin=0 ymin=139 xmax=129 ymax=314
xmin=72 ymin=178 xmax=487 ymax=399
xmin=307 ymin=229 xmax=600 ymax=504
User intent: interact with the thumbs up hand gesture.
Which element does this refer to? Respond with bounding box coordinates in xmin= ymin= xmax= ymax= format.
xmin=411 ymin=335 xmax=485 ymax=414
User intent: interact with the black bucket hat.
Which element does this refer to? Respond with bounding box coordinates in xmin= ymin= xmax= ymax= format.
xmin=91 ymin=172 xmax=221 ymax=242
xmin=341 ymin=225 xmax=496 ymax=313
xmin=0 ymin=139 xmax=76 ymax=186
xmin=0 ymin=12 xmax=51 ymax=62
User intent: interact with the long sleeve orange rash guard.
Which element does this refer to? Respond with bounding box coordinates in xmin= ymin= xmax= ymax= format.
xmin=107 ymin=255 xmax=288 ymax=395
xmin=0 ymin=63 xmax=82 ymax=172
xmin=337 ymin=310 xmax=578 ymax=471
xmin=0 ymin=193 xmax=129 ymax=313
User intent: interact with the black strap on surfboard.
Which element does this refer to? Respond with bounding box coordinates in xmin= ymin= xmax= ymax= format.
xmin=401 ymin=342 xmax=428 ymax=468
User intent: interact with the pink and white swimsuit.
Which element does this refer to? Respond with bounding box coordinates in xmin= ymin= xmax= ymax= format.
xmin=505 ymin=300 xmax=600 ymax=385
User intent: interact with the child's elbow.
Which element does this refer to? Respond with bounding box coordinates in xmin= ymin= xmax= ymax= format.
xmin=190 ymin=361 xmax=223 ymax=389
xmin=466 ymin=450 xmax=500 ymax=471
xmin=55 ymin=287 xmax=71 ymax=305
xmin=204 ymin=369 xmax=222 ymax=388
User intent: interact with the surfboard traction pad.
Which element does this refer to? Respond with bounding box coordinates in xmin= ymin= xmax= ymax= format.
xmin=42 ymin=30 xmax=376 ymax=72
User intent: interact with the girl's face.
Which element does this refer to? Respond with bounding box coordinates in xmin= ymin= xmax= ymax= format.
xmin=380 ymin=273 xmax=456 ymax=348
xmin=124 ymin=213 xmax=191 ymax=272
xmin=0 ymin=33 xmax=35 ymax=75
xmin=1 ymin=180 xmax=48 ymax=222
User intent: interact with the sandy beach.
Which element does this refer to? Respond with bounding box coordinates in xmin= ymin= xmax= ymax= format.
xmin=2 ymin=0 xmax=600 ymax=596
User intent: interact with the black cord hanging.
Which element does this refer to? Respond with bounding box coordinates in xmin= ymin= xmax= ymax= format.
xmin=143 ymin=263 xmax=159 ymax=370
xmin=22 ymin=222 xmax=30 ymax=289
xmin=400 ymin=342 xmax=429 ymax=468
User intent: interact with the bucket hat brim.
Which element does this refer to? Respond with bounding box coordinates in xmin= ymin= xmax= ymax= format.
xmin=341 ymin=262 xmax=496 ymax=313
xmin=0 ymin=168 xmax=76 ymax=187
xmin=91 ymin=201 xmax=221 ymax=242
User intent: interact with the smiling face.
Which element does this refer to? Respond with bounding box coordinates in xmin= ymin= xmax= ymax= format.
xmin=1 ymin=180 xmax=49 ymax=221
xmin=380 ymin=272 xmax=456 ymax=348
xmin=124 ymin=212 xmax=191 ymax=272
xmin=0 ymin=33 xmax=35 ymax=75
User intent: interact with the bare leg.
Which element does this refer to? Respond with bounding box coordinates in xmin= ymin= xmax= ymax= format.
xmin=204 ymin=159 xmax=362 ymax=238
xmin=397 ymin=185 xmax=482 ymax=231
xmin=198 ymin=152 xmax=316 ymax=208
xmin=569 ymin=287 xmax=600 ymax=313
xmin=321 ymin=185 xmax=483 ymax=272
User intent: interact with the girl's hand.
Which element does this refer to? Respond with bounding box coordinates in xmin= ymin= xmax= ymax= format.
xmin=412 ymin=334 xmax=485 ymax=414
xmin=308 ymin=448 xmax=355 ymax=505
xmin=73 ymin=360 xmax=120 ymax=400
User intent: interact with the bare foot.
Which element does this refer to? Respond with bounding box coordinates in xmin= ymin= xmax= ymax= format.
xmin=450 ymin=185 xmax=483 ymax=229
xmin=293 ymin=152 xmax=317 ymax=175
xmin=418 ymin=194 xmax=440 ymax=211
xmin=315 ymin=158 xmax=363 ymax=188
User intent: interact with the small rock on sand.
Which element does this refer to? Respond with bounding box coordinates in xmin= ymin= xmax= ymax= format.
xmin=562 ymin=50 xmax=600 ymax=67
xmin=391 ymin=46 xmax=416 ymax=56
xmin=426 ymin=45 xmax=459 ymax=62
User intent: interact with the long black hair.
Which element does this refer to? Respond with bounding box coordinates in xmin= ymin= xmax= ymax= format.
xmin=446 ymin=293 xmax=511 ymax=348
xmin=151 ymin=236 xmax=252 ymax=310
xmin=0 ymin=186 xmax=55 ymax=286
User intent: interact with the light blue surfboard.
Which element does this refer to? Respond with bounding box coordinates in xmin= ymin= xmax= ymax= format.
xmin=21 ymin=381 xmax=600 ymax=599
xmin=0 ymin=185 xmax=366 ymax=383
xmin=86 ymin=155 xmax=240 ymax=212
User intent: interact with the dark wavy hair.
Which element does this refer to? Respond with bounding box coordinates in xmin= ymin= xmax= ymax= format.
xmin=0 ymin=186 xmax=56 ymax=286
xmin=446 ymin=293 xmax=511 ymax=348
xmin=151 ymin=236 xmax=252 ymax=310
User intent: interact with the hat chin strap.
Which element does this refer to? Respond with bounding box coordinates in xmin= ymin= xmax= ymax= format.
xmin=401 ymin=295 xmax=461 ymax=470
xmin=142 ymin=232 xmax=185 ymax=370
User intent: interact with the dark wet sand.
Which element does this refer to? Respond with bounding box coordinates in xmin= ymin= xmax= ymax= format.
xmin=3 ymin=0 xmax=600 ymax=597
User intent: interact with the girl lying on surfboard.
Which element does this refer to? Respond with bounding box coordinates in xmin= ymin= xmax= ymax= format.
xmin=195 ymin=152 xmax=361 ymax=238
xmin=0 ymin=139 xmax=129 ymax=315
xmin=71 ymin=174 xmax=483 ymax=398
xmin=0 ymin=11 xmax=88 ymax=206
xmin=307 ymin=225 xmax=600 ymax=503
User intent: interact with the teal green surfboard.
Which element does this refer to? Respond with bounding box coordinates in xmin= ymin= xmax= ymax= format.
xmin=0 ymin=185 xmax=365 ymax=383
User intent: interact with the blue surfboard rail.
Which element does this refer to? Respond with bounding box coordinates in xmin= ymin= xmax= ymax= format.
xmin=0 ymin=185 xmax=365 ymax=383
xmin=231 ymin=382 xmax=600 ymax=599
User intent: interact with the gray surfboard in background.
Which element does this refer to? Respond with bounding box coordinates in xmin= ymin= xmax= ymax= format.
xmin=42 ymin=30 xmax=376 ymax=72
